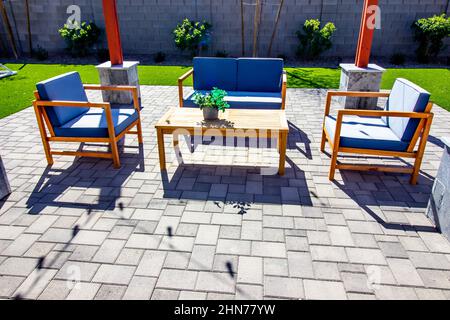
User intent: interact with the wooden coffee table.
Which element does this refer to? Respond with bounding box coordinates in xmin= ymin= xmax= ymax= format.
xmin=155 ymin=108 xmax=289 ymax=175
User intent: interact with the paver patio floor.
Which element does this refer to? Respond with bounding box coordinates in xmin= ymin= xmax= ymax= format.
xmin=1 ymin=86 xmax=450 ymax=300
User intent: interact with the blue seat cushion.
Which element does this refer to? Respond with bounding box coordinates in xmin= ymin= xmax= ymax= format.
xmin=325 ymin=115 xmax=410 ymax=152
xmin=183 ymin=91 xmax=282 ymax=110
xmin=237 ymin=58 xmax=283 ymax=93
xmin=36 ymin=72 xmax=89 ymax=127
xmin=193 ymin=57 xmax=237 ymax=91
xmin=53 ymin=108 xmax=139 ymax=138
xmin=384 ymin=78 xmax=430 ymax=142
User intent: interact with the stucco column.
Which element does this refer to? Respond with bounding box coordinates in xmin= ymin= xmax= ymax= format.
xmin=96 ymin=61 xmax=140 ymax=104
xmin=0 ymin=155 xmax=11 ymax=200
xmin=427 ymin=137 xmax=450 ymax=241
xmin=338 ymin=63 xmax=386 ymax=109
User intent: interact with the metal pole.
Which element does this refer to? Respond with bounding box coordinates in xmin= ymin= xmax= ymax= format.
xmin=355 ymin=0 xmax=378 ymax=68
xmin=102 ymin=0 xmax=124 ymax=65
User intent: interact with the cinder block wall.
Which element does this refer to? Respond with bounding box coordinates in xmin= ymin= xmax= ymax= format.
xmin=1 ymin=0 xmax=449 ymax=59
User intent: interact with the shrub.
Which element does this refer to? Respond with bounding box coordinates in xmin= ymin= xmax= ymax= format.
xmin=173 ymin=18 xmax=212 ymax=56
xmin=34 ymin=45 xmax=48 ymax=61
xmin=412 ymin=14 xmax=450 ymax=63
xmin=96 ymin=48 xmax=109 ymax=62
xmin=59 ymin=21 xmax=101 ymax=57
xmin=277 ymin=54 xmax=288 ymax=61
xmin=193 ymin=88 xmax=230 ymax=112
xmin=154 ymin=51 xmax=166 ymax=63
xmin=390 ymin=53 xmax=406 ymax=66
xmin=215 ymin=50 xmax=228 ymax=58
xmin=296 ymin=19 xmax=336 ymax=60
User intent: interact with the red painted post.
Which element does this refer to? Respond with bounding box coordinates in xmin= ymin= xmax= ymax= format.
xmin=355 ymin=0 xmax=378 ymax=68
xmin=102 ymin=0 xmax=123 ymax=65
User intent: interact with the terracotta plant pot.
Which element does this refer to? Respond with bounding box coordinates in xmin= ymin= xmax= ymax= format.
xmin=203 ymin=108 xmax=219 ymax=121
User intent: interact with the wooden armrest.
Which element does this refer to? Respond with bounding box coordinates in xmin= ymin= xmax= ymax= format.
xmin=83 ymin=85 xmax=138 ymax=93
xmin=324 ymin=90 xmax=391 ymax=116
xmin=178 ymin=69 xmax=194 ymax=84
xmin=281 ymin=71 xmax=287 ymax=111
xmin=35 ymin=100 xmax=110 ymax=109
xmin=178 ymin=69 xmax=193 ymax=108
xmin=338 ymin=109 xmax=432 ymax=119
xmin=327 ymin=90 xmax=391 ymax=98
xmin=83 ymin=85 xmax=141 ymax=113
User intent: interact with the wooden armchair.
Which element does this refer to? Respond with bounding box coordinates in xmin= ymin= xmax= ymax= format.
xmin=33 ymin=72 xmax=143 ymax=169
xmin=321 ymin=78 xmax=434 ymax=185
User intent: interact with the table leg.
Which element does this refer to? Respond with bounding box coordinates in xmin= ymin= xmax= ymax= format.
xmin=157 ymin=129 xmax=166 ymax=171
xmin=173 ymin=133 xmax=179 ymax=148
xmin=278 ymin=131 xmax=287 ymax=176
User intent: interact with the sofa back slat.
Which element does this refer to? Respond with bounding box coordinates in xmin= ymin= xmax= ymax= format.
xmin=193 ymin=58 xmax=237 ymax=91
xmin=237 ymin=58 xmax=284 ymax=93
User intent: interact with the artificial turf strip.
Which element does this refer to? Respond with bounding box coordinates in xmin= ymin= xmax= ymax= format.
xmin=1 ymin=63 xmax=449 ymax=119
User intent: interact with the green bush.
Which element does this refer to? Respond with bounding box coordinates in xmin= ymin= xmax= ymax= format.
xmin=173 ymin=18 xmax=212 ymax=56
xmin=215 ymin=50 xmax=229 ymax=58
xmin=33 ymin=45 xmax=48 ymax=61
xmin=59 ymin=21 xmax=101 ymax=57
xmin=96 ymin=48 xmax=109 ymax=62
xmin=296 ymin=19 xmax=336 ymax=60
xmin=193 ymin=88 xmax=230 ymax=112
xmin=413 ymin=14 xmax=450 ymax=63
xmin=390 ymin=53 xmax=406 ymax=66
xmin=154 ymin=52 xmax=166 ymax=63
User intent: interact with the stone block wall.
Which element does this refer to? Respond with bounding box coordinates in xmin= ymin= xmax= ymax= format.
xmin=1 ymin=0 xmax=449 ymax=59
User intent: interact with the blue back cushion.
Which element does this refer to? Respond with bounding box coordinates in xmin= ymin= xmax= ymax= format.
xmin=237 ymin=58 xmax=283 ymax=92
xmin=384 ymin=78 xmax=431 ymax=142
xmin=36 ymin=72 xmax=89 ymax=127
xmin=193 ymin=58 xmax=237 ymax=91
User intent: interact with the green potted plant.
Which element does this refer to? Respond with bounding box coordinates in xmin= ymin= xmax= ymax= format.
xmin=193 ymin=88 xmax=230 ymax=121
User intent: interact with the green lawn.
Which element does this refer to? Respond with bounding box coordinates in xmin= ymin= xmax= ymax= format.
xmin=1 ymin=63 xmax=449 ymax=119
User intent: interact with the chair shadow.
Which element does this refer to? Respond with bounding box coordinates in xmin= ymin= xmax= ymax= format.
xmin=332 ymin=170 xmax=438 ymax=233
xmin=288 ymin=121 xmax=312 ymax=160
xmin=25 ymin=144 xmax=145 ymax=215
xmin=428 ymin=134 xmax=446 ymax=149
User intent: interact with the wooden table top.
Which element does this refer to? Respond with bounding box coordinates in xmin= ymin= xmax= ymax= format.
xmin=155 ymin=108 xmax=289 ymax=132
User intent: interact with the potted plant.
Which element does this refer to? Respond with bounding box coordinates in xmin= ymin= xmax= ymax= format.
xmin=193 ymin=88 xmax=230 ymax=121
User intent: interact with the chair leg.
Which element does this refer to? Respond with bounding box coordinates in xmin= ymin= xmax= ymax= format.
xmin=110 ymin=138 xmax=121 ymax=169
xmin=329 ymin=149 xmax=338 ymax=181
xmin=34 ymin=106 xmax=53 ymax=165
xmin=410 ymin=116 xmax=433 ymax=185
xmin=410 ymin=152 xmax=425 ymax=185
xmin=320 ymin=129 xmax=327 ymax=152
xmin=137 ymin=120 xmax=144 ymax=144
xmin=42 ymin=138 xmax=53 ymax=166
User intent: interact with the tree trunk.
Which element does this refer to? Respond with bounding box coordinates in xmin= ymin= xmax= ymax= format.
xmin=252 ymin=0 xmax=262 ymax=57
xmin=268 ymin=0 xmax=285 ymax=57
xmin=25 ymin=0 xmax=32 ymax=56
xmin=0 ymin=0 xmax=18 ymax=58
